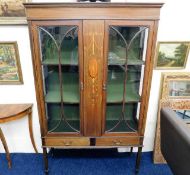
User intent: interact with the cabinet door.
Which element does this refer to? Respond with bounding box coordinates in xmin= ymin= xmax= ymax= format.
xmin=103 ymin=20 xmax=154 ymax=135
xmin=33 ymin=21 xmax=83 ymax=135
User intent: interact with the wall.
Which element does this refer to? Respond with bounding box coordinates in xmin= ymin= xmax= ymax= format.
xmin=0 ymin=0 xmax=189 ymax=153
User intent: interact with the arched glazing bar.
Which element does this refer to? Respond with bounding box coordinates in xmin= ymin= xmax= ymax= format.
xmin=106 ymin=26 xmax=148 ymax=133
xmin=39 ymin=26 xmax=80 ymax=133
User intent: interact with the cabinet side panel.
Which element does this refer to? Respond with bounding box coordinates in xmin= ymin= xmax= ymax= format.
xmin=83 ymin=20 xmax=104 ymax=136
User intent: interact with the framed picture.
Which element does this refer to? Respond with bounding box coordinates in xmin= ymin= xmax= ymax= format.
xmin=161 ymin=72 xmax=190 ymax=99
xmin=0 ymin=0 xmax=31 ymax=25
xmin=153 ymin=99 xmax=190 ymax=163
xmin=0 ymin=42 xmax=23 ymax=84
xmin=155 ymin=42 xmax=190 ymax=69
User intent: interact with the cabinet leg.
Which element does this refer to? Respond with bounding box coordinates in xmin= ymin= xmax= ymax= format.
xmin=130 ymin=147 xmax=133 ymax=156
xmin=135 ymin=147 xmax=142 ymax=174
xmin=50 ymin=148 xmax=55 ymax=157
xmin=43 ymin=148 xmax=49 ymax=175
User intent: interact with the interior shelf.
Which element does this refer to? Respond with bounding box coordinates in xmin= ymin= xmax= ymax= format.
xmin=44 ymin=66 xmax=79 ymax=103
xmin=42 ymin=49 xmax=78 ymax=65
xmin=42 ymin=57 xmax=78 ymax=65
xmin=106 ymin=65 xmax=141 ymax=103
xmin=45 ymin=89 xmax=79 ymax=103
xmin=107 ymin=83 xmax=140 ymax=103
xmin=108 ymin=58 xmax=144 ymax=66
xmin=108 ymin=50 xmax=144 ymax=66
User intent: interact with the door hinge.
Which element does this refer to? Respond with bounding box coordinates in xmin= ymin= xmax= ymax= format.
xmin=80 ymin=82 xmax=84 ymax=90
xmin=103 ymin=83 xmax=107 ymax=90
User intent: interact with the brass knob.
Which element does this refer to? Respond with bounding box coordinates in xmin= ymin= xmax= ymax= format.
xmin=63 ymin=141 xmax=71 ymax=146
xmin=113 ymin=140 xmax=122 ymax=145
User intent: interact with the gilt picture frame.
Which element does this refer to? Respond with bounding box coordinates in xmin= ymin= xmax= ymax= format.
xmin=0 ymin=42 xmax=23 ymax=84
xmin=154 ymin=42 xmax=190 ymax=69
xmin=153 ymin=99 xmax=190 ymax=163
xmin=0 ymin=0 xmax=31 ymax=25
xmin=153 ymin=72 xmax=190 ymax=163
xmin=160 ymin=72 xmax=190 ymax=99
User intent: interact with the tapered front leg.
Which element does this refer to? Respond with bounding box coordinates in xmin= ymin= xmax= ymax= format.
xmin=130 ymin=147 xmax=133 ymax=156
xmin=43 ymin=147 xmax=49 ymax=175
xmin=135 ymin=146 xmax=142 ymax=174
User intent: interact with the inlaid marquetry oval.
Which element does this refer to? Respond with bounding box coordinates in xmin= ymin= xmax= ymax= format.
xmin=89 ymin=58 xmax=98 ymax=78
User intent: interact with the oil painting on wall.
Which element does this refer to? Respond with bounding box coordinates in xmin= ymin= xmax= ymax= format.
xmin=0 ymin=0 xmax=30 ymax=24
xmin=0 ymin=42 xmax=23 ymax=84
xmin=169 ymin=81 xmax=190 ymax=97
xmin=155 ymin=42 xmax=190 ymax=69
xmin=160 ymin=72 xmax=190 ymax=99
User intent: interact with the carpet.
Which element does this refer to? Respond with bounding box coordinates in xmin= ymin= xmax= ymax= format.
xmin=0 ymin=149 xmax=172 ymax=175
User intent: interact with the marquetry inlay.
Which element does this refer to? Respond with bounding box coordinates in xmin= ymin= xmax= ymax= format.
xmin=83 ymin=20 xmax=104 ymax=136
xmin=84 ymin=32 xmax=103 ymax=58
xmin=89 ymin=58 xmax=98 ymax=79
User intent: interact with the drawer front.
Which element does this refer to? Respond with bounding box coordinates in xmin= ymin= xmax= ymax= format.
xmin=44 ymin=138 xmax=90 ymax=147
xmin=96 ymin=137 xmax=140 ymax=146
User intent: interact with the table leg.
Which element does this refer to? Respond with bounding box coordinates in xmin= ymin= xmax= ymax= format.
xmin=28 ymin=109 xmax=38 ymax=153
xmin=0 ymin=127 xmax=11 ymax=168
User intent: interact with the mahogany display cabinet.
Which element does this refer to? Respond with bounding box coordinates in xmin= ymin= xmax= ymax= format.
xmin=24 ymin=2 xmax=163 ymax=174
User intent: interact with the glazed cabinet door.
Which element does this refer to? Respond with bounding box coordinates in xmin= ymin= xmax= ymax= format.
xmin=102 ymin=20 xmax=154 ymax=135
xmin=31 ymin=21 xmax=83 ymax=135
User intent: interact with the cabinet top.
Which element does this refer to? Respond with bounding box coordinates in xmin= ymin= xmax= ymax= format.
xmin=24 ymin=2 xmax=163 ymax=21
xmin=24 ymin=2 xmax=163 ymax=8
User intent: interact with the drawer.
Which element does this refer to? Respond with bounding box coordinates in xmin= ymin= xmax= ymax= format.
xmin=96 ymin=137 xmax=140 ymax=146
xmin=44 ymin=137 xmax=90 ymax=147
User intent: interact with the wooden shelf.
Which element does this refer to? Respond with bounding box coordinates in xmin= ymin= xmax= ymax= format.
xmin=108 ymin=51 xmax=144 ymax=66
xmin=42 ymin=58 xmax=78 ymax=66
xmin=108 ymin=59 xmax=144 ymax=66
xmin=42 ymin=50 xmax=144 ymax=66
xmin=107 ymin=83 xmax=140 ymax=103
xmin=45 ymin=69 xmax=79 ymax=103
xmin=42 ymin=40 xmax=78 ymax=65
xmin=45 ymin=88 xmax=79 ymax=104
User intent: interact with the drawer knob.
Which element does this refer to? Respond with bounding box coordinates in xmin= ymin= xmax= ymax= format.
xmin=113 ymin=140 xmax=122 ymax=145
xmin=63 ymin=141 xmax=72 ymax=146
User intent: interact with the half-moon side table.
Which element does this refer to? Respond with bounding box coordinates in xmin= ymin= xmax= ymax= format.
xmin=0 ymin=104 xmax=38 ymax=168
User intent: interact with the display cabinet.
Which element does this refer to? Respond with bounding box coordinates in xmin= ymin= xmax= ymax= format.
xmin=24 ymin=2 xmax=163 ymax=174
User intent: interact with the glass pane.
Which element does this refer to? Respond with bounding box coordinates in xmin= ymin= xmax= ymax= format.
xmin=43 ymin=66 xmax=79 ymax=103
xmin=39 ymin=26 xmax=78 ymax=65
xmin=108 ymin=27 xmax=148 ymax=65
xmin=107 ymin=65 xmax=141 ymax=103
xmin=106 ymin=26 xmax=148 ymax=133
xmin=169 ymin=81 xmax=190 ymax=97
xmin=106 ymin=104 xmax=138 ymax=132
xmin=47 ymin=104 xmax=80 ymax=132
xmin=39 ymin=25 xmax=80 ymax=133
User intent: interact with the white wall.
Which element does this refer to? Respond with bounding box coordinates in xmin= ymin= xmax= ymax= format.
xmin=0 ymin=0 xmax=189 ymax=153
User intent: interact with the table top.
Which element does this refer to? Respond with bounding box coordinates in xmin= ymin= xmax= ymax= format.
xmin=0 ymin=104 xmax=33 ymax=121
